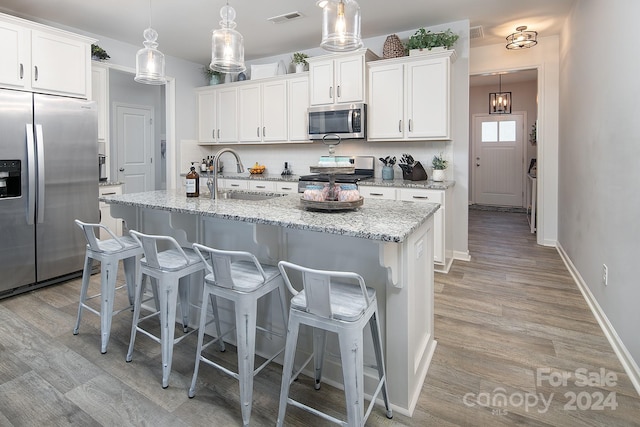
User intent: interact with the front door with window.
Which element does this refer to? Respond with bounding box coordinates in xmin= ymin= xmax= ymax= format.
xmin=473 ymin=113 xmax=525 ymax=207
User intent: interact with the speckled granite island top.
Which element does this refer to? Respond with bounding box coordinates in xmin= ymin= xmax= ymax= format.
xmin=101 ymin=189 xmax=439 ymax=243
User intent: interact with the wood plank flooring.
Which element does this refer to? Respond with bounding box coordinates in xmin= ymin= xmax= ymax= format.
xmin=1 ymin=210 xmax=639 ymax=426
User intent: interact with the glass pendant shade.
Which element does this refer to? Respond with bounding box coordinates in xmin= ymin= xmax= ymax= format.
xmin=319 ymin=0 xmax=363 ymax=52
xmin=135 ymin=27 xmax=166 ymax=85
xmin=210 ymin=4 xmax=245 ymax=74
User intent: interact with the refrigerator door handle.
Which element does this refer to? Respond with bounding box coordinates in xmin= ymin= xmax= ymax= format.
xmin=35 ymin=124 xmax=45 ymax=224
xmin=26 ymin=124 xmax=36 ymax=225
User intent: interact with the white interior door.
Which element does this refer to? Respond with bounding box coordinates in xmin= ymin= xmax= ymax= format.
xmin=473 ymin=113 xmax=525 ymax=206
xmin=115 ymin=103 xmax=154 ymax=194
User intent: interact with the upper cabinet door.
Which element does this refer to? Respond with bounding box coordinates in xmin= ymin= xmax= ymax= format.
xmin=31 ymin=29 xmax=88 ymax=97
xmin=0 ymin=20 xmax=28 ymax=89
xmin=367 ymin=63 xmax=404 ymax=140
xmin=334 ymin=55 xmax=364 ymax=104
xmin=197 ymin=89 xmax=217 ymax=143
xmin=309 ymin=60 xmax=334 ymax=106
xmin=405 ymin=58 xmax=450 ymax=139
xmin=261 ymin=80 xmax=288 ymax=142
xmin=238 ymin=84 xmax=262 ymax=142
xmin=288 ymin=76 xmax=309 ymax=141
xmin=216 ymin=87 xmax=238 ymax=143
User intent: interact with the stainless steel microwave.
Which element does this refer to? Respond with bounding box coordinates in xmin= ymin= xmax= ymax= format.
xmin=308 ymin=103 xmax=366 ymax=140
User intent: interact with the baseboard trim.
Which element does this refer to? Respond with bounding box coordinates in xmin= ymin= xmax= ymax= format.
xmin=453 ymin=250 xmax=471 ymax=262
xmin=556 ymin=242 xmax=640 ymax=396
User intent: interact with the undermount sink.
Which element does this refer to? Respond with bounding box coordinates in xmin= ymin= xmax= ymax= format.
xmin=218 ymin=191 xmax=285 ymax=201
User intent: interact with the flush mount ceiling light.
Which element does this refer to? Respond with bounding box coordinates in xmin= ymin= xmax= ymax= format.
xmin=506 ymin=25 xmax=538 ymax=50
xmin=489 ymin=74 xmax=512 ymax=114
xmin=318 ymin=0 xmax=363 ymax=52
xmin=210 ymin=1 xmax=246 ymax=74
xmin=134 ymin=0 xmax=166 ymax=85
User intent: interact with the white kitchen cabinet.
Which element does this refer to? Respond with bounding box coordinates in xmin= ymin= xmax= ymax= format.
xmin=358 ymin=186 xmax=396 ymax=200
xmin=91 ymin=64 xmax=108 ymax=142
xmin=367 ymin=50 xmax=454 ymax=141
xmin=398 ymin=187 xmax=453 ymax=272
xmin=248 ymin=180 xmax=275 ymax=191
xmin=0 ymin=13 xmax=93 ymax=98
xmin=276 ymin=181 xmax=298 ymax=194
xmin=99 ymin=184 xmax=123 ymax=239
xmin=287 ymin=75 xmax=309 ymax=142
xmin=238 ymin=79 xmax=287 ymax=143
xmin=197 ymin=86 xmax=239 ymax=144
xmin=308 ymin=49 xmax=377 ymax=106
xmin=220 ymin=178 xmax=248 ymax=191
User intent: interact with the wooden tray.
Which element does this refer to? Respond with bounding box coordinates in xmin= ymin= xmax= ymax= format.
xmin=300 ymin=196 xmax=364 ymax=211
xmin=309 ymin=166 xmax=355 ymax=174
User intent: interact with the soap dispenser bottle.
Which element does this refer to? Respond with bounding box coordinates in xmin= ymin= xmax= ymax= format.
xmin=186 ymin=163 xmax=200 ymax=197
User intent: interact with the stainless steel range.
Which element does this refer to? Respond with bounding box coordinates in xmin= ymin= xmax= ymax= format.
xmin=298 ymin=156 xmax=374 ymax=193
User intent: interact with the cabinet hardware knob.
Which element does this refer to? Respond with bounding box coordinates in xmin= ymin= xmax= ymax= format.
xmin=119 ymin=168 xmax=125 ymax=172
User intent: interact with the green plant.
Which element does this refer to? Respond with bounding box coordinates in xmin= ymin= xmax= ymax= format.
xmin=379 ymin=156 xmax=396 ymax=166
xmin=202 ymin=66 xmax=224 ymax=79
xmin=405 ymin=28 xmax=459 ymax=51
xmin=292 ymin=52 xmax=309 ymax=65
xmin=432 ymin=153 xmax=448 ymax=170
xmin=91 ymin=44 xmax=110 ymax=60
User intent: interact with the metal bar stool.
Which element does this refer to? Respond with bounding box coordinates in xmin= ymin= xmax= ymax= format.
xmin=127 ymin=230 xmax=204 ymax=388
xmin=73 ymin=220 xmax=144 ymax=354
xmin=276 ymin=260 xmax=393 ymax=427
xmin=188 ymin=243 xmax=289 ymax=427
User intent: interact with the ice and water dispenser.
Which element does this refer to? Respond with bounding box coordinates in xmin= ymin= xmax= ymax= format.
xmin=0 ymin=160 xmax=21 ymax=198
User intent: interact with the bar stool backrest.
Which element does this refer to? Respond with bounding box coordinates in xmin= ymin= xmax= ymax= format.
xmin=278 ymin=261 xmax=371 ymax=320
xmin=129 ymin=230 xmax=190 ymax=270
xmin=75 ymin=219 xmax=125 ymax=252
xmin=193 ymin=243 xmax=268 ymax=289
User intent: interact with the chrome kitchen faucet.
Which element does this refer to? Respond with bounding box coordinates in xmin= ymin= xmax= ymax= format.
xmin=207 ymin=148 xmax=245 ymax=199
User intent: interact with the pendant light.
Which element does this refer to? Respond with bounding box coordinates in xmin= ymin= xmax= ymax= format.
xmin=135 ymin=0 xmax=166 ymax=85
xmin=210 ymin=2 xmax=245 ymax=74
xmin=318 ymin=0 xmax=363 ymax=52
xmin=489 ymin=74 xmax=511 ymax=114
xmin=506 ymin=26 xmax=538 ymax=50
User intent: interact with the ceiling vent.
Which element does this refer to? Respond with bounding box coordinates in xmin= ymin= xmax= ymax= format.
xmin=267 ymin=11 xmax=304 ymax=24
xmin=470 ymin=25 xmax=484 ymax=39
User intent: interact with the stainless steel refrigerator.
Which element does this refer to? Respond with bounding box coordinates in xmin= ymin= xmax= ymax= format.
xmin=0 ymin=88 xmax=99 ymax=298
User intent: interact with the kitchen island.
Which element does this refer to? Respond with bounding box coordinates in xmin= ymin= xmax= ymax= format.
xmin=101 ymin=189 xmax=439 ymax=416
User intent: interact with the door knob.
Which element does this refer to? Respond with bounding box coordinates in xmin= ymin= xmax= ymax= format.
xmin=476 ymin=163 xmax=480 ymax=167
xmin=119 ymin=168 xmax=125 ymax=172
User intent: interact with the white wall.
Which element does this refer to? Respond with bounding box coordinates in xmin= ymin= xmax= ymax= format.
xmin=470 ymin=36 xmax=560 ymax=247
xmin=558 ymin=0 xmax=640 ymax=379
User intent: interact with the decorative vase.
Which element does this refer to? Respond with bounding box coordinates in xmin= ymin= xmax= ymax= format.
xmin=295 ymin=63 xmax=305 ymax=73
xmin=382 ymin=166 xmax=394 ymax=180
xmin=432 ymin=169 xmax=446 ymax=182
xmin=209 ymin=75 xmax=221 ymax=85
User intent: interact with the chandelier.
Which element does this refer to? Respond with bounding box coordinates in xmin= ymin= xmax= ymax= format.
xmin=489 ymin=74 xmax=511 ymax=114
xmin=318 ymin=0 xmax=363 ymax=52
xmin=210 ymin=2 xmax=245 ymax=74
xmin=134 ymin=0 xmax=166 ymax=85
xmin=506 ymin=26 xmax=538 ymax=50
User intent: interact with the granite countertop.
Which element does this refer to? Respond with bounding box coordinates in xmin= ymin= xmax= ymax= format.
xmin=99 ymin=181 xmax=123 ymax=187
xmin=101 ymin=189 xmax=439 ymax=243
xmin=184 ymin=172 xmax=300 ymax=183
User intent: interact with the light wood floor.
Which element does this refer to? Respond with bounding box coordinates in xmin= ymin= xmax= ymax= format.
xmin=1 ymin=210 xmax=639 ymax=426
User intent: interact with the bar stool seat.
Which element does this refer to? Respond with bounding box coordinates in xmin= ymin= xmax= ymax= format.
xmin=188 ymin=243 xmax=289 ymax=427
xmin=277 ymin=260 xmax=393 ymax=427
xmin=73 ymin=220 xmax=144 ymax=354
xmin=127 ymin=230 xmax=204 ymax=389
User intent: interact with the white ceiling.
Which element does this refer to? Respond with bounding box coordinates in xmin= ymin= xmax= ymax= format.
xmin=0 ymin=0 xmax=574 ymax=67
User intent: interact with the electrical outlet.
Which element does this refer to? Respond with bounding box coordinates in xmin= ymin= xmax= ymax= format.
xmin=602 ymin=264 xmax=608 ymax=286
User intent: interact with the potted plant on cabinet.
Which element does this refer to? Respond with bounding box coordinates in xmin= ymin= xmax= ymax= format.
xmin=378 ymin=156 xmax=396 ymax=180
xmin=431 ymin=153 xmax=448 ymax=182
xmin=405 ymin=28 xmax=459 ymax=55
xmin=202 ymin=66 xmax=224 ymax=85
xmin=292 ymin=52 xmax=309 ymax=73
xmin=91 ymin=44 xmax=110 ymax=61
